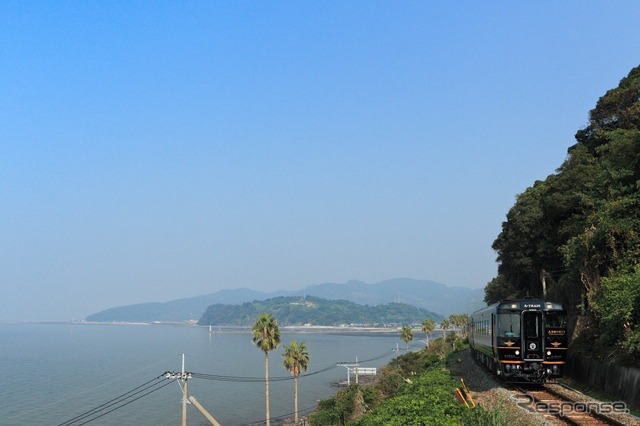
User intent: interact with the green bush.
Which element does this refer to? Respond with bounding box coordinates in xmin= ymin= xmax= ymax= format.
xmin=591 ymin=265 xmax=640 ymax=362
xmin=310 ymin=339 xmax=478 ymax=425
xmin=349 ymin=368 xmax=465 ymax=425
xmin=461 ymin=405 xmax=511 ymax=426
xmin=309 ymin=384 xmax=373 ymax=426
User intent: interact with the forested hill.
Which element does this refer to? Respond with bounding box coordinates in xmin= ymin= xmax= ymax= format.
xmin=198 ymin=296 xmax=442 ymax=327
xmin=485 ymin=65 xmax=640 ymax=365
xmin=85 ymin=278 xmax=483 ymax=323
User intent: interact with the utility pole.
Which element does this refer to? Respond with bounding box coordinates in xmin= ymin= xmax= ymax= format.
xmin=164 ymin=361 xmax=222 ymax=426
xmin=182 ymin=353 xmax=187 ymax=426
xmin=163 ymin=357 xmax=192 ymax=426
xmin=188 ymin=396 xmax=222 ymax=426
xmin=355 ymin=357 xmax=358 ymax=384
xmin=336 ymin=358 xmax=359 ymax=385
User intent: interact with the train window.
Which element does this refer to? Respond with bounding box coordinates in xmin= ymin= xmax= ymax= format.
xmin=545 ymin=311 xmax=567 ymax=328
xmin=524 ymin=313 xmax=540 ymax=339
xmin=497 ymin=312 xmax=520 ymax=338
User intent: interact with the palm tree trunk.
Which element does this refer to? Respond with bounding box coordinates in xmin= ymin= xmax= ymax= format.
xmin=294 ymin=376 xmax=299 ymax=426
xmin=265 ymin=352 xmax=270 ymax=426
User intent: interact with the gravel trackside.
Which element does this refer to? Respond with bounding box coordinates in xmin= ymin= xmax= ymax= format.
xmin=448 ymin=349 xmax=640 ymax=426
xmin=448 ymin=349 xmax=553 ymax=425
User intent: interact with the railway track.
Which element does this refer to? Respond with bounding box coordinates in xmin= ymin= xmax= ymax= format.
xmin=512 ymin=384 xmax=631 ymax=426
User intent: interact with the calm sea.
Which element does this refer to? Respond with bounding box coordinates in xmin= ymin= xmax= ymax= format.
xmin=0 ymin=323 xmax=423 ymax=426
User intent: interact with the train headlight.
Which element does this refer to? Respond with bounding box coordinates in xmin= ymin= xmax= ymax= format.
xmin=546 ymin=351 xmax=551 ymax=356
xmin=515 ymin=350 xmax=520 ymax=355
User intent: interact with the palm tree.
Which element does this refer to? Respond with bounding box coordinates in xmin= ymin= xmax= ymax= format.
xmin=252 ymin=313 xmax=281 ymax=426
xmin=421 ymin=318 xmax=435 ymax=347
xmin=282 ymin=340 xmax=310 ymax=426
xmin=400 ymin=325 xmax=413 ymax=350
xmin=449 ymin=313 xmax=469 ymax=338
xmin=440 ymin=318 xmax=450 ymax=340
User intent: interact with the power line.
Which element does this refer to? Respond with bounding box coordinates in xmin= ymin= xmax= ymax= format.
xmin=189 ymin=349 xmax=394 ymax=383
xmin=191 ymin=362 xmax=338 ymax=383
xmin=242 ymin=403 xmax=319 ymax=426
xmin=56 ymin=376 xmax=169 ymax=426
xmin=46 ymin=349 xmax=395 ymax=425
xmin=359 ymin=349 xmax=396 ymax=363
xmin=0 ymin=357 xmax=175 ymax=425
xmin=74 ymin=380 xmax=173 ymax=426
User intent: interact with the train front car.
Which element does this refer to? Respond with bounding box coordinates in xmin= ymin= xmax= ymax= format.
xmin=470 ymin=299 xmax=568 ymax=383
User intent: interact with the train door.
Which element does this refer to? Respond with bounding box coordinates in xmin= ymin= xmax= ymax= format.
xmin=491 ymin=314 xmax=496 ymax=357
xmin=521 ymin=311 xmax=543 ymax=361
xmin=491 ymin=313 xmax=502 ymax=376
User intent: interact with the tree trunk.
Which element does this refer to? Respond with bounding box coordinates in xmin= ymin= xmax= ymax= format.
xmin=294 ymin=375 xmax=299 ymax=426
xmin=265 ymin=352 xmax=270 ymax=426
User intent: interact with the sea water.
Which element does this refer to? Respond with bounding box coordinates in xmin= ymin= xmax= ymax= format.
xmin=0 ymin=323 xmax=418 ymax=425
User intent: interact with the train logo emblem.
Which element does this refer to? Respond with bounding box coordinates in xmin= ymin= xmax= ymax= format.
xmin=528 ymin=342 xmax=537 ymax=350
xmin=504 ymin=340 xmax=516 ymax=347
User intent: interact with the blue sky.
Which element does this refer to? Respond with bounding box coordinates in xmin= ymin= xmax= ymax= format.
xmin=2 ymin=2 xmax=640 ymax=321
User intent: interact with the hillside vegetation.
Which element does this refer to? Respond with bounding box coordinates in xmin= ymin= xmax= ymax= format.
xmin=485 ymin=65 xmax=640 ymax=365
xmin=197 ymin=296 xmax=442 ymax=327
xmin=309 ymin=335 xmax=508 ymax=425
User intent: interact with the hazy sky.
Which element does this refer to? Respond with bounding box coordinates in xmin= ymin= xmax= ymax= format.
xmin=2 ymin=2 xmax=640 ymax=321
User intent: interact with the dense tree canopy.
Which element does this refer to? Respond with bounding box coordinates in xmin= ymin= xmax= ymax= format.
xmin=199 ymin=296 xmax=441 ymax=327
xmin=486 ymin=65 xmax=640 ymax=363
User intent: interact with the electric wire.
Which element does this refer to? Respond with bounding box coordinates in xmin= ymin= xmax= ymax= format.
xmin=242 ymin=404 xmax=318 ymax=426
xmin=45 ymin=348 xmax=395 ymax=425
xmin=189 ymin=349 xmax=394 ymax=383
xmin=190 ymin=361 xmax=338 ymax=382
xmin=56 ymin=376 xmax=167 ymax=426
xmin=56 ymin=376 xmax=165 ymax=426
xmin=0 ymin=356 xmax=176 ymax=424
xmin=359 ymin=348 xmax=396 ymax=363
xmin=73 ymin=380 xmax=174 ymax=426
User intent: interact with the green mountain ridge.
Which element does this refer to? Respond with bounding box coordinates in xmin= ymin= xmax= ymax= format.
xmin=197 ymin=296 xmax=443 ymax=327
xmin=85 ymin=278 xmax=485 ymax=323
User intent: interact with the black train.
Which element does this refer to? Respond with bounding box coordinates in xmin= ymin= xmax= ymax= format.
xmin=469 ymin=298 xmax=568 ymax=383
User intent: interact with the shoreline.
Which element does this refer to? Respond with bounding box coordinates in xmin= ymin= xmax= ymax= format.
xmin=6 ymin=321 xmax=423 ymax=334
